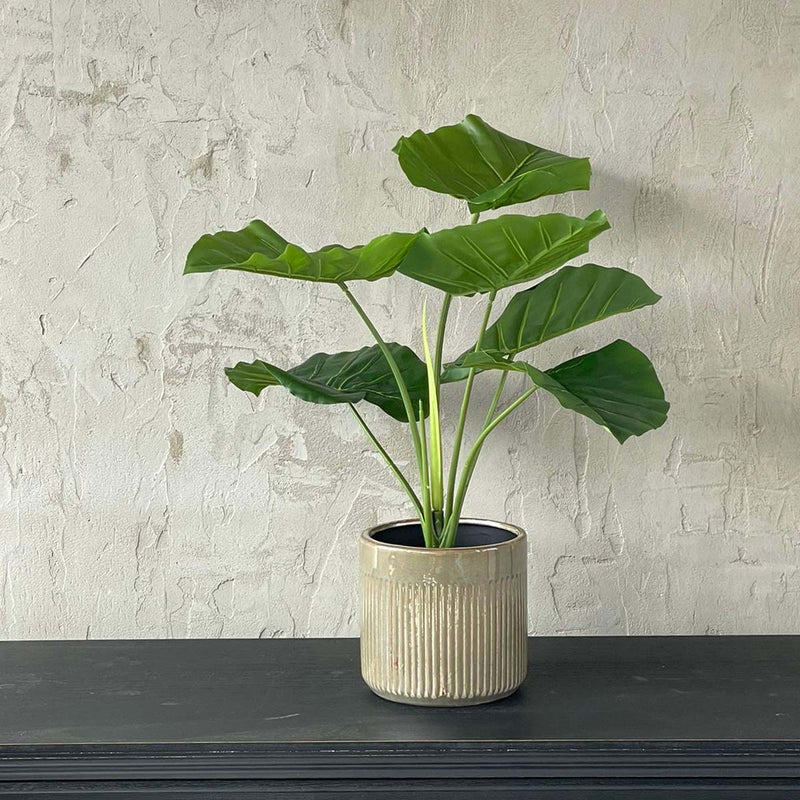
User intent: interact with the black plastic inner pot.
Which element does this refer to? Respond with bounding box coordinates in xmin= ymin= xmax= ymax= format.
xmin=370 ymin=521 xmax=517 ymax=549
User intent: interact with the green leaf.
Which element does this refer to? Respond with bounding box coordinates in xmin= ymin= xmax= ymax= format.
xmin=459 ymin=340 xmax=669 ymax=443
xmin=442 ymin=265 xmax=660 ymax=381
xmin=185 ymin=220 xmax=419 ymax=283
xmin=393 ymin=114 xmax=591 ymax=213
xmin=225 ymin=344 xmax=429 ymax=423
xmin=397 ymin=211 xmax=609 ymax=296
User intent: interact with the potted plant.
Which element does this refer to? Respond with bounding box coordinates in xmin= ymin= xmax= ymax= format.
xmin=185 ymin=115 xmax=669 ymax=706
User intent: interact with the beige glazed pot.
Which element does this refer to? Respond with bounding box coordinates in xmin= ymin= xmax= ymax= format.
xmin=359 ymin=518 xmax=528 ymax=706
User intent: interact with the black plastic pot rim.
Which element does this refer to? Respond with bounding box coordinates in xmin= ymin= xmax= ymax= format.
xmin=364 ymin=517 xmax=525 ymax=552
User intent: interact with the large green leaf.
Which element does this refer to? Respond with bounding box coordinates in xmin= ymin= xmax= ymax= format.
xmin=397 ymin=211 xmax=609 ymax=296
xmin=459 ymin=340 xmax=669 ymax=443
xmin=225 ymin=344 xmax=428 ymax=422
xmin=393 ymin=114 xmax=591 ymax=213
xmin=185 ymin=220 xmax=419 ymax=283
xmin=442 ymin=265 xmax=660 ymax=381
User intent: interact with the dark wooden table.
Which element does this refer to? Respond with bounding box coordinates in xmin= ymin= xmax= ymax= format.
xmin=0 ymin=636 xmax=798 ymax=798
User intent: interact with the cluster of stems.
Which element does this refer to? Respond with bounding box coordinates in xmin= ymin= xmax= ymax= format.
xmin=339 ymin=212 xmax=538 ymax=547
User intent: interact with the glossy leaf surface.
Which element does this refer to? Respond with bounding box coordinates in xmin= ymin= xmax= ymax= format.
xmin=226 ymin=344 xmax=429 ymax=422
xmin=393 ymin=114 xmax=591 ymax=213
xmin=398 ymin=211 xmax=609 ymax=296
xmin=443 ymin=264 xmax=659 ymax=380
xmin=460 ymin=339 xmax=669 ymax=443
xmin=185 ymin=220 xmax=419 ymax=283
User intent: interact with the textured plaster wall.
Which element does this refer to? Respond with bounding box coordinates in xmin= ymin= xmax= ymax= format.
xmin=1 ymin=0 xmax=798 ymax=639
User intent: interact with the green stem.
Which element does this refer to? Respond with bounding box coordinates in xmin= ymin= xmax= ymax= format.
xmin=433 ymin=291 xmax=452 ymax=541
xmin=434 ymin=294 xmax=452 ymax=381
xmin=482 ymin=371 xmax=508 ymax=429
xmin=421 ymin=301 xmax=444 ymax=541
xmin=348 ymin=404 xmax=424 ymax=519
xmin=432 ymin=290 xmax=451 ymax=541
xmin=339 ymin=282 xmax=425 ymax=508
xmin=442 ymin=386 xmax=538 ymax=548
xmin=417 ymin=399 xmax=434 ymax=546
xmin=444 ymin=286 xmax=496 ymax=521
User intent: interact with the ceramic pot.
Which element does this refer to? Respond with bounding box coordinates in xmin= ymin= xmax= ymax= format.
xmin=359 ymin=518 xmax=527 ymax=706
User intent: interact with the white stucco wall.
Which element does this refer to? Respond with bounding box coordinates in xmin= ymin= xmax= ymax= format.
xmin=1 ymin=0 xmax=798 ymax=639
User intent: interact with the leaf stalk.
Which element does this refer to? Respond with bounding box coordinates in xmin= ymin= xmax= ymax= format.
xmin=442 ymin=386 xmax=538 ymax=547
xmin=444 ymin=285 xmax=496 ymax=523
xmin=348 ymin=404 xmax=424 ymax=518
xmin=339 ymin=281 xmax=430 ymax=538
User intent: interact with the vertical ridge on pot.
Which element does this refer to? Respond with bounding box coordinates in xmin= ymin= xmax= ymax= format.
xmin=359 ymin=520 xmax=528 ymax=707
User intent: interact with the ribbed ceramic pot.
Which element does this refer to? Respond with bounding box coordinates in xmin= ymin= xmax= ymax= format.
xmin=359 ymin=518 xmax=527 ymax=706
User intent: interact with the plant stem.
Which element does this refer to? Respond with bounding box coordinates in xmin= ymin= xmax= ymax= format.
xmin=442 ymin=386 xmax=538 ymax=548
xmin=417 ymin=399 xmax=434 ymax=547
xmin=430 ymin=294 xmax=451 ymax=540
xmin=482 ymin=369 xmax=510 ymax=428
xmin=444 ymin=286 xmax=496 ymax=521
xmin=348 ymin=403 xmax=424 ymax=519
xmin=434 ymin=294 xmax=452 ymax=380
xmin=421 ymin=301 xmax=444 ymax=540
xmin=338 ymin=282 xmax=426 ymax=508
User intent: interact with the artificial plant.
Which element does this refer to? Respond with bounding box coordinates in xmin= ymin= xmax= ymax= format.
xmin=185 ymin=114 xmax=669 ymax=548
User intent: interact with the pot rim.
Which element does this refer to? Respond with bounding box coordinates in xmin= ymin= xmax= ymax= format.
xmin=363 ymin=517 xmax=525 ymax=553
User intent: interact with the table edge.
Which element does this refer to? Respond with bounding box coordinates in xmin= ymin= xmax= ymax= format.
xmin=2 ymin=740 xmax=800 ymax=781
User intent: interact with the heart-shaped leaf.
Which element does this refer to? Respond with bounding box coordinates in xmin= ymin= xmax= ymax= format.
xmin=443 ymin=265 xmax=660 ymax=381
xmin=185 ymin=220 xmax=420 ymax=283
xmin=393 ymin=114 xmax=591 ymax=213
xmin=398 ymin=211 xmax=609 ymax=295
xmin=459 ymin=340 xmax=669 ymax=443
xmin=225 ymin=344 xmax=428 ymax=422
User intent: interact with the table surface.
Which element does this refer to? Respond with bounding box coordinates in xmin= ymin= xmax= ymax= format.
xmin=0 ymin=635 xmax=798 ymax=744
xmin=1 ymin=636 xmax=799 ymax=796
